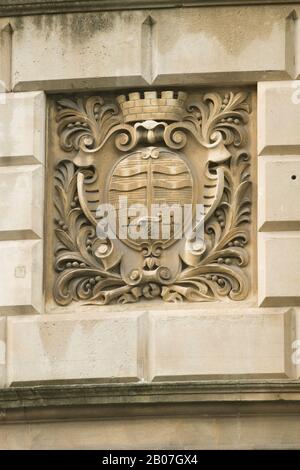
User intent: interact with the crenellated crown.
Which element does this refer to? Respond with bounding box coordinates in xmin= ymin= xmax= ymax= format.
xmin=116 ymin=91 xmax=187 ymax=123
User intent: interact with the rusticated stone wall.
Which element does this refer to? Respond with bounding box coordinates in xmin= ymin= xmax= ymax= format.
xmin=1 ymin=0 xmax=300 ymax=449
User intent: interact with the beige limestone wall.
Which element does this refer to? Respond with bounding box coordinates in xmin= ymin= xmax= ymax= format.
xmin=0 ymin=2 xmax=299 ymax=387
xmin=258 ymin=81 xmax=300 ymax=307
xmin=0 ymin=4 xmax=299 ymax=92
xmin=4 ymin=308 xmax=295 ymax=386
xmin=0 ymin=91 xmax=45 ymax=389
xmin=2 ymin=413 xmax=300 ymax=450
xmin=0 ymin=92 xmax=45 ymax=319
xmin=1 ymin=0 xmax=300 ymax=449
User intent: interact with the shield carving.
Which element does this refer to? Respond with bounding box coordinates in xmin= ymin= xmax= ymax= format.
xmin=107 ymin=147 xmax=194 ymax=250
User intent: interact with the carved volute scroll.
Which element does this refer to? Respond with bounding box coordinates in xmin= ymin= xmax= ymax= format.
xmin=50 ymin=90 xmax=253 ymax=306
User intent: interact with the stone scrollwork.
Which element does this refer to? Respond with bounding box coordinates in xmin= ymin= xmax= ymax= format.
xmin=53 ymin=90 xmax=252 ymax=306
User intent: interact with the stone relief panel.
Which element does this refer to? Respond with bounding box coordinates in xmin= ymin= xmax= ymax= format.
xmin=47 ymin=89 xmax=254 ymax=307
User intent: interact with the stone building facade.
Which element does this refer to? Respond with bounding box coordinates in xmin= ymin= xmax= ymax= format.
xmin=1 ymin=0 xmax=300 ymax=449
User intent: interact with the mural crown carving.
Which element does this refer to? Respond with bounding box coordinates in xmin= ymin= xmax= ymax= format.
xmin=116 ymin=90 xmax=187 ymax=123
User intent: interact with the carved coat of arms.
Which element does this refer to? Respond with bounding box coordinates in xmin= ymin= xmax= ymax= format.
xmin=52 ymin=90 xmax=252 ymax=305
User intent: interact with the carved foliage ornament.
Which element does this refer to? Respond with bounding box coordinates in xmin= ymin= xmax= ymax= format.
xmin=53 ymin=90 xmax=252 ymax=305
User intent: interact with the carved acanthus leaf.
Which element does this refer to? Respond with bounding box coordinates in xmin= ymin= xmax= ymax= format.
xmin=56 ymin=96 xmax=121 ymax=153
xmin=164 ymin=91 xmax=250 ymax=150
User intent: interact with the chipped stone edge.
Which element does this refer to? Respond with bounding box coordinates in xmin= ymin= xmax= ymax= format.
xmin=1 ymin=379 xmax=300 ymax=422
xmin=0 ymin=0 xmax=300 ymax=18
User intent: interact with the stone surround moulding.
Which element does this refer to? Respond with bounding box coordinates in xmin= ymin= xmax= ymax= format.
xmin=1 ymin=379 xmax=300 ymax=423
xmin=0 ymin=1 xmax=300 ymax=18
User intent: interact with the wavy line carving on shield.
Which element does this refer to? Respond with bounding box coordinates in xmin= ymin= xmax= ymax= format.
xmin=107 ymin=147 xmax=194 ymax=251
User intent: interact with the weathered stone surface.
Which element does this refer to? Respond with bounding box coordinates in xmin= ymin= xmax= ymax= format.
xmin=0 ymin=304 xmax=297 ymax=385
xmin=1 ymin=379 xmax=300 ymax=449
xmin=2 ymin=379 xmax=300 ymax=412
xmin=0 ymin=318 xmax=6 ymax=387
xmin=258 ymin=156 xmax=300 ymax=231
xmin=295 ymin=308 xmax=300 ymax=378
xmin=0 ymin=23 xmax=13 ymax=92
xmin=9 ymin=12 xmax=148 ymax=91
xmin=153 ymin=6 xmax=293 ymax=86
xmin=148 ymin=309 xmax=294 ymax=380
xmin=259 ymin=232 xmax=300 ymax=306
xmin=1 ymin=0 xmax=300 ymax=451
xmin=0 ymin=1 xmax=295 ymax=18
xmin=0 ymin=240 xmax=43 ymax=314
xmin=6 ymin=311 xmax=144 ymax=385
xmin=0 ymin=165 xmax=43 ymax=240
xmin=0 ymin=91 xmax=45 ymax=164
xmin=3 ymin=5 xmax=296 ymax=92
xmin=0 ymin=414 xmax=299 ymax=449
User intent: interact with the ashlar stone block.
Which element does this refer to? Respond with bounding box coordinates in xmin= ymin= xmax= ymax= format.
xmin=258 ymin=81 xmax=300 ymax=156
xmin=258 ymin=232 xmax=300 ymax=306
xmin=258 ymin=156 xmax=300 ymax=231
xmin=6 ymin=311 xmax=143 ymax=385
xmin=0 ymin=240 xmax=43 ymax=314
xmin=154 ymin=6 xmax=290 ymax=86
xmin=0 ymin=165 xmax=43 ymax=240
xmin=0 ymin=91 xmax=45 ymax=164
xmin=11 ymin=12 xmax=147 ymax=91
xmin=148 ymin=308 xmax=293 ymax=380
